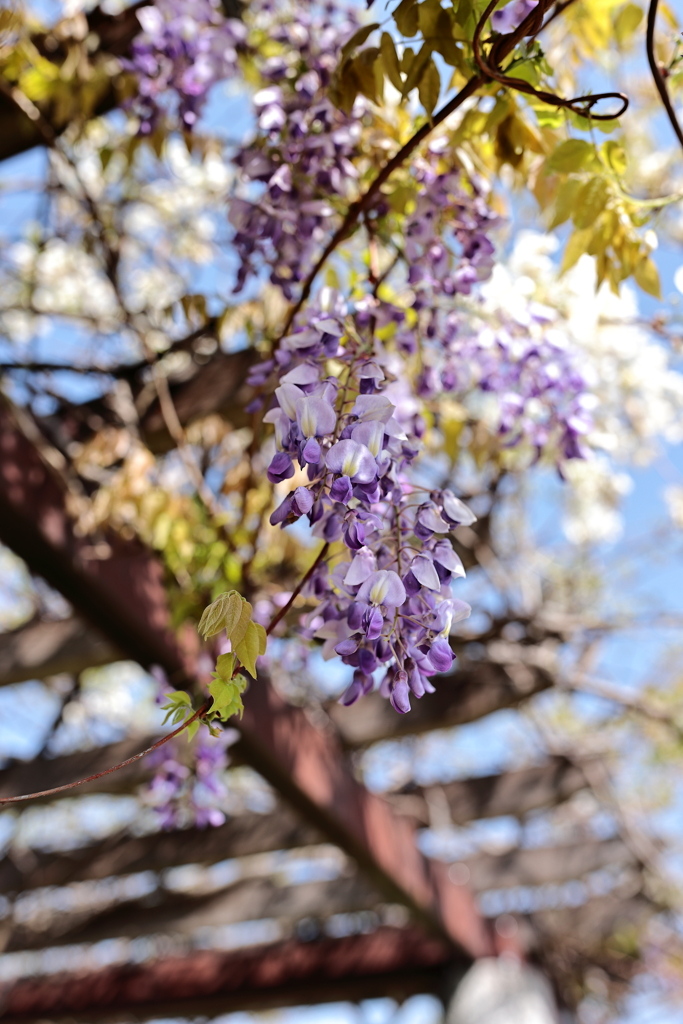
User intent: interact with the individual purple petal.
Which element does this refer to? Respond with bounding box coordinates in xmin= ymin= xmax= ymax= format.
xmin=351 ymin=419 xmax=385 ymax=458
xmin=390 ymin=671 xmax=411 ymax=714
xmin=428 ymin=639 xmax=454 ymax=674
xmin=297 ymin=394 xmax=337 ymax=438
xmin=344 ymin=548 xmax=377 ymax=586
xmin=433 ymin=540 xmax=465 ymax=577
xmin=441 ymin=490 xmax=477 ymax=526
xmin=364 ymin=605 xmax=384 ymax=640
xmin=267 ymin=451 xmax=295 ymax=484
xmin=270 ymin=495 xmax=292 ymax=526
xmin=403 ymin=570 xmax=421 ymax=597
xmin=411 ymin=554 xmax=441 ymax=591
xmin=335 ymin=634 xmax=362 ymax=656
xmin=451 ymin=598 xmax=472 ymax=623
xmin=275 ymin=382 xmax=303 ymax=420
xmin=339 ymin=676 xmax=364 ymax=706
xmin=357 ymin=570 xmax=406 ymax=607
xmin=352 ymin=394 xmax=395 ymax=423
xmin=417 ymin=504 xmax=450 ymax=533
xmin=302 ymin=437 xmax=322 ymax=464
xmin=330 ymin=475 xmax=353 ymax=504
xmin=280 ymin=363 xmax=320 ymax=386
xmin=326 ymin=439 xmax=377 ymax=483
xmin=292 ymin=486 xmax=313 ymax=515
xmin=347 ymin=602 xmax=365 ymax=631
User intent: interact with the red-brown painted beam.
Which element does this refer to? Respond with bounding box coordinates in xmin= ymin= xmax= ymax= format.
xmin=0 ymin=401 xmax=492 ymax=959
xmin=0 ymin=927 xmax=457 ymax=1023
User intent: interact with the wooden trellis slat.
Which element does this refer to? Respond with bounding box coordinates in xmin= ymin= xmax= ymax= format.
xmin=0 ymin=926 xmax=456 ymax=1023
xmin=0 ymin=616 xmax=119 ymax=689
xmin=390 ymin=757 xmax=587 ymax=825
xmin=461 ymin=838 xmax=631 ymax=892
xmin=0 ymin=805 xmax=321 ymax=894
xmin=0 ymin=759 xmax=589 ymax=894
xmin=5 ymin=873 xmax=384 ymax=952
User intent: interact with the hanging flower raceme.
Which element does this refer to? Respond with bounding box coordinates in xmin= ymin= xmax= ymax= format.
xmin=229 ymin=5 xmax=363 ymax=296
xmin=375 ymin=145 xmax=593 ymax=467
xmin=125 ymin=0 xmax=246 ymax=132
xmin=257 ymin=290 xmax=475 ymax=715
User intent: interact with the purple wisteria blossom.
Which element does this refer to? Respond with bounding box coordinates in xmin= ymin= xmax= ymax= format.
xmin=228 ymin=4 xmax=363 ymax=296
xmin=492 ymin=0 xmax=539 ymax=34
xmin=143 ymin=668 xmax=232 ymax=827
xmin=258 ymin=292 xmax=474 ymax=715
xmin=124 ymin=0 xmax=246 ymax=132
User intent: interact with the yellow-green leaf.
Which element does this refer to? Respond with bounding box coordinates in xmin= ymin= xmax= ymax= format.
xmin=418 ymin=0 xmax=443 ymax=38
xmin=561 ymin=228 xmax=592 ymax=274
xmin=634 ymin=256 xmax=661 ymax=298
xmin=254 ymin=622 xmax=267 ymax=656
xmin=401 ymin=41 xmax=432 ymax=98
xmin=549 ymin=177 xmax=583 ymax=229
xmin=394 ymin=0 xmax=419 ymax=37
xmin=572 ymin=176 xmax=610 ymax=230
xmin=602 ymin=140 xmax=627 ymax=175
xmin=340 ymin=23 xmax=379 ymax=64
xmin=198 ymin=591 xmax=232 ymax=637
xmin=614 ymin=2 xmax=643 ymax=46
xmin=226 ymin=594 xmax=252 ymax=649
xmin=380 ymin=32 xmax=403 ymax=91
xmin=418 ymin=58 xmax=440 ymax=116
xmin=235 ymin=619 xmax=262 ymax=677
xmin=215 ymin=652 xmax=235 ymax=682
xmin=546 ymin=138 xmax=594 ymax=174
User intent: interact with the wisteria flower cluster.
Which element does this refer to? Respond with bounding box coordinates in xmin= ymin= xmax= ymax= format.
xmin=146 ymin=669 xmax=230 ymax=828
xmin=401 ymin=147 xmax=498 ymax=303
xmin=249 ymin=292 xmax=475 ymax=714
xmin=415 ymin=307 xmax=594 ymax=463
xmin=228 ymin=4 xmax=363 ymax=296
xmin=125 ymin=0 xmax=246 ymax=132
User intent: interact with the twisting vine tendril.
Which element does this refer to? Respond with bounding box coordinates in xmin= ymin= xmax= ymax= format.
xmin=473 ymin=0 xmax=629 ymax=120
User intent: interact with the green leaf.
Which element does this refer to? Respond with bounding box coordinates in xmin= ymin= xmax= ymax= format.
xmin=614 ymin=2 xmax=643 ymax=46
xmin=533 ymin=103 xmax=564 ymax=129
xmin=254 ymin=622 xmax=267 ymax=656
xmin=225 ymin=593 xmax=252 ymax=649
xmin=602 ymin=140 xmax=627 ymax=175
xmin=380 ymin=32 xmax=403 ymax=91
xmin=208 ymin=672 xmax=247 ymax=721
xmin=418 ymin=58 xmax=440 ymax=116
xmin=549 ymin=178 xmax=583 ymax=229
xmin=394 ymin=0 xmax=419 ymax=37
xmin=634 ymin=256 xmax=661 ymax=298
xmin=572 ymin=176 xmax=610 ymax=230
xmin=401 ymin=42 xmax=432 ymax=98
xmin=215 ymin=652 xmax=235 ymax=682
xmin=160 ymin=690 xmax=194 ymax=726
xmin=235 ymin=619 xmax=262 ymax=677
xmin=418 ymin=0 xmax=443 ymax=38
xmin=546 ymin=138 xmax=594 ymax=174
xmin=198 ymin=590 xmax=233 ymax=638
xmin=340 ymin=23 xmax=379 ymax=64
xmin=561 ymin=228 xmax=592 ymax=274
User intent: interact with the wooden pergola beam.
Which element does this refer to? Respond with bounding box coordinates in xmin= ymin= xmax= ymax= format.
xmin=0 ymin=926 xmax=456 ymax=1023
xmin=0 ymin=399 xmax=492 ymax=959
